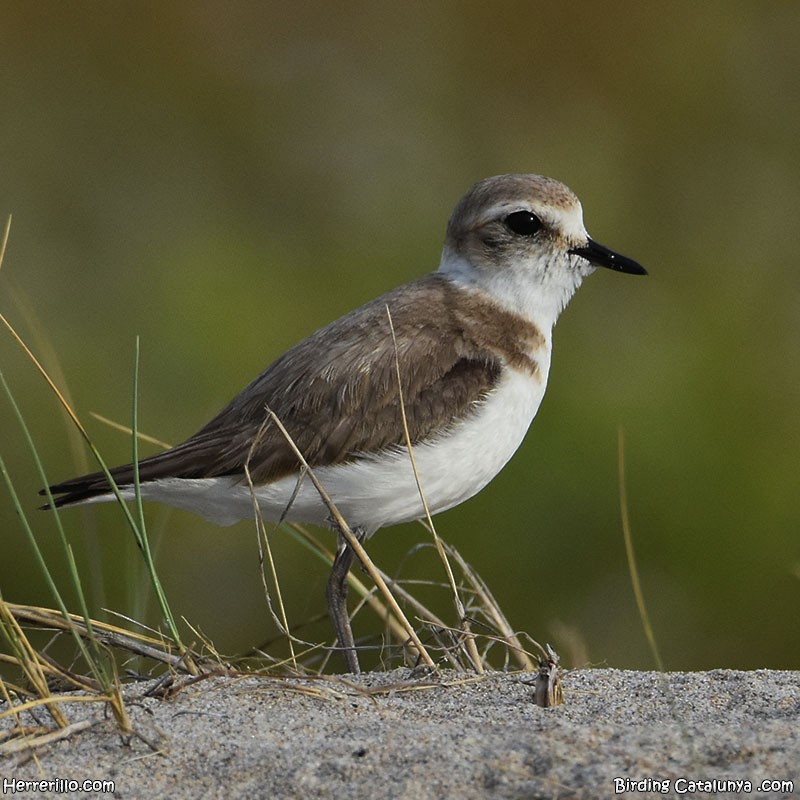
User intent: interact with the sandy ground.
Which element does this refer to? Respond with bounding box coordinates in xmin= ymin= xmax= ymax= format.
xmin=2 ymin=669 xmax=798 ymax=799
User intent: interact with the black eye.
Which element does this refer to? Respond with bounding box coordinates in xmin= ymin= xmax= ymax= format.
xmin=504 ymin=210 xmax=542 ymax=236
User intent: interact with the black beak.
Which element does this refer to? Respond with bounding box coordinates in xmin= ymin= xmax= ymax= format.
xmin=569 ymin=238 xmax=647 ymax=275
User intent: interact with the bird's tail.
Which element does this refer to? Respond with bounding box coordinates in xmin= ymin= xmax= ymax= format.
xmin=40 ymin=436 xmax=225 ymax=509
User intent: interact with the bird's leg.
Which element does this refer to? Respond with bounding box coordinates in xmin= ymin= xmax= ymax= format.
xmin=326 ymin=526 xmax=366 ymax=674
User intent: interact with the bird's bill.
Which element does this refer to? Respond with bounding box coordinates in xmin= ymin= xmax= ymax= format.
xmin=569 ymin=238 xmax=647 ymax=275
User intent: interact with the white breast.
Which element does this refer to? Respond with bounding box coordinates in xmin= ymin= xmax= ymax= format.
xmin=328 ymin=364 xmax=549 ymax=530
xmin=127 ymin=356 xmax=551 ymax=533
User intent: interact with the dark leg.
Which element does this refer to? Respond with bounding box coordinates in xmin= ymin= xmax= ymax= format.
xmin=326 ymin=527 xmax=365 ymax=673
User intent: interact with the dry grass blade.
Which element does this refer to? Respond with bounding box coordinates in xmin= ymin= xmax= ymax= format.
xmin=384 ymin=306 xmax=484 ymax=674
xmin=285 ymin=523 xmax=420 ymax=665
xmin=264 ymin=408 xmax=436 ymax=670
xmin=0 ymin=311 xmax=92 ymax=445
xmin=0 ymin=719 xmax=96 ymax=757
xmin=0 ymin=599 xmax=68 ymax=728
xmin=0 ymin=306 xmax=192 ymax=671
xmin=88 ymin=412 xmax=172 ymax=449
xmin=443 ymin=544 xmax=536 ymax=671
xmin=0 ymin=694 xmax=116 ymax=724
xmin=618 ymin=428 xmax=664 ymax=671
xmin=5 ymin=603 xmax=202 ymax=673
xmin=0 ymin=215 xmax=11 ymax=272
xmin=242 ymin=423 xmax=299 ymax=669
xmin=367 ymin=570 xmax=465 ymax=671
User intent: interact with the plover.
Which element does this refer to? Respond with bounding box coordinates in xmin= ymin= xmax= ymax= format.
xmin=43 ymin=174 xmax=646 ymax=672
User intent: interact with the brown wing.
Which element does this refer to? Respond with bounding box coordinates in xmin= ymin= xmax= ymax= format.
xmin=44 ymin=273 xmax=540 ymax=507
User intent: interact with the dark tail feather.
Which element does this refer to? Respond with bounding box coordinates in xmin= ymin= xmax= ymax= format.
xmin=40 ymin=462 xmax=141 ymax=509
xmin=40 ymin=435 xmax=230 ymax=510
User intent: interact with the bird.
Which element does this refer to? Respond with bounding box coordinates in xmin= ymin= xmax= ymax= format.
xmin=42 ymin=174 xmax=646 ymax=672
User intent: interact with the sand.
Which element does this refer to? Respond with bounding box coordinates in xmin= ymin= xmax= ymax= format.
xmin=2 ymin=669 xmax=798 ymax=799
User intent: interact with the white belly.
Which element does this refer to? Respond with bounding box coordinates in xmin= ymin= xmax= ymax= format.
xmin=129 ymin=362 xmax=550 ymax=532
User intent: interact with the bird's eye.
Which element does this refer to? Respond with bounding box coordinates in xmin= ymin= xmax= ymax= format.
xmin=504 ymin=210 xmax=542 ymax=236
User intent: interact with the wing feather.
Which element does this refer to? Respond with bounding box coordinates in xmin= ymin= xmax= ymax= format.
xmin=44 ymin=273 xmax=540 ymax=507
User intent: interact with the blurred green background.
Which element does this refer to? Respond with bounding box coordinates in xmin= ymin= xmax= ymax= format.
xmin=1 ymin=2 xmax=798 ymax=671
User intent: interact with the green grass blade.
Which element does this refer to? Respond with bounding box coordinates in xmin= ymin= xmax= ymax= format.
xmin=0 ymin=370 xmax=110 ymax=688
xmin=126 ymin=336 xmax=184 ymax=652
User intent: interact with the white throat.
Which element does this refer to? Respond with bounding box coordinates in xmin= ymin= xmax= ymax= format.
xmin=438 ymin=250 xmax=586 ymax=336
